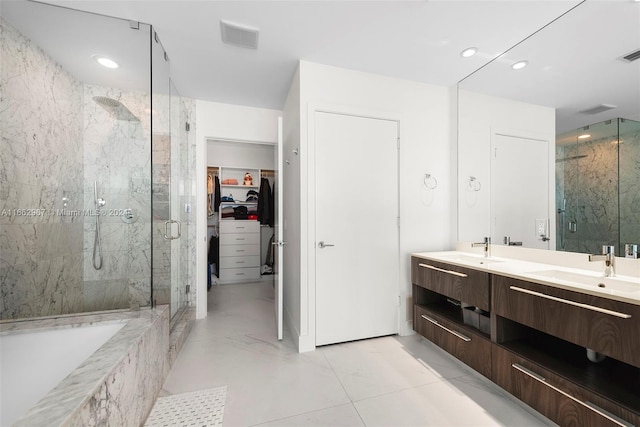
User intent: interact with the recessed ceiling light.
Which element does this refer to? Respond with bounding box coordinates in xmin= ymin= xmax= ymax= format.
xmin=95 ymin=56 xmax=118 ymax=69
xmin=578 ymin=134 xmax=591 ymax=139
xmin=460 ymin=47 xmax=477 ymax=58
xmin=511 ymin=60 xmax=528 ymax=70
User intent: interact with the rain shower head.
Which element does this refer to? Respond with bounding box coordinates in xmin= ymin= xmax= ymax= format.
xmin=92 ymin=96 xmax=139 ymax=122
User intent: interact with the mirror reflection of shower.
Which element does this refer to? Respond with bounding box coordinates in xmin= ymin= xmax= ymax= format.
xmin=557 ymin=198 xmax=566 ymax=249
xmin=555 ymin=117 xmax=640 ymax=254
xmin=92 ymin=181 xmax=106 ymax=270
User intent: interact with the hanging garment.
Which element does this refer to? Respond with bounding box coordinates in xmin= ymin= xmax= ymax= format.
xmin=214 ymin=175 xmax=221 ymax=212
xmin=258 ymin=177 xmax=273 ymax=226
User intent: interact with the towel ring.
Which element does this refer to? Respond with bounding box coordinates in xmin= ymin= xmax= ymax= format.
xmin=423 ymin=174 xmax=437 ymax=190
xmin=468 ymin=176 xmax=481 ymax=192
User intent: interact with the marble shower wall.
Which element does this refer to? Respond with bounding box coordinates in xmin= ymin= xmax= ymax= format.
xmin=82 ymin=85 xmax=152 ymax=311
xmin=0 ymin=18 xmax=156 ymax=320
xmin=0 ymin=18 xmax=85 ymax=319
xmin=558 ymin=135 xmax=618 ymax=254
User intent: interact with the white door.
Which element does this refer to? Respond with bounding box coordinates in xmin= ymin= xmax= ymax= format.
xmin=274 ymin=117 xmax=284 ymax=340
xmin=491 ymin=133 xmax=550 ymax=249
xmin=315 ymin=111 xmax=399 ymax=346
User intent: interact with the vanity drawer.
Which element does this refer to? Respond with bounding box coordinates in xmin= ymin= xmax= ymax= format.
xmin=414 ymin=305 xmax=492 ymax=378
xmin=411 ymin=257 xmax=490 ymax=311
xmin=492 ymin=344 xmax=639 ymax=427
xmin=492 ymin=275 xmax=640 ymax=368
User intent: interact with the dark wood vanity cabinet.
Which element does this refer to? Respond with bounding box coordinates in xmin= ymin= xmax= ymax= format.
xmin=411 ymin=257 xmax=490 ymax=311
xmin=493 ymin=275 xmax=640 ymax=369
xmin=411 ymin=256 xmax=492 ymax=378
xmin=492 ymin=345 xmax=640 ymax=426
xmin=414 ymin=304 xmax=492 ymax=378
xmin=411 ymin=255 xmax=640 ymax=427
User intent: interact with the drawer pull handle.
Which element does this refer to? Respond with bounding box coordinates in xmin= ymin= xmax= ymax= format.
xmin=512 ymin=364 xmax=633 ymax=427
xmin=236 ymin=250 xmax=245 ymax=252
xmin=236 ymin=261 xmax=245 ymax=264
xmin=421 ymin=315 xmax=471 ymax=342
xmin=419 ymin=263 xmax=468 ymax=278
xmin=236 ymin=238 xmax=245 ymax=241
xmin=509 ymin=286 xmax=632 ymax=319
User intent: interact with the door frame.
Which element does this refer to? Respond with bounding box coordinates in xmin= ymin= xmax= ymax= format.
xmin=304 ymin=103 xmax=402 ymax=351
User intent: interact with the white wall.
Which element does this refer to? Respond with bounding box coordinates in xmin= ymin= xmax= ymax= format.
xmin=195 ymin=100 xmax=282 ymax=318
xmin=207 ymin=140 xmax=275 ymax=170
xmin=457 ymin=90 xmax=555 ymax=244
xmin=286 ymin=61 xmax=454 ymax=351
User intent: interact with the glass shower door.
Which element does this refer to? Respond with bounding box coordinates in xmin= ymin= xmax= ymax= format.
xmin=169 ymin=81 xmax=192 ymax=318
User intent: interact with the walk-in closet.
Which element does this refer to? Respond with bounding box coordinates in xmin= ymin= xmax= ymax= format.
xmin=207 ymin=140 xmax=275 ymax=287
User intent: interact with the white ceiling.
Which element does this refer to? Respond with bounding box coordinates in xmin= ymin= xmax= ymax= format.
xmin=2 ymin=0 xmax=639 ymax=133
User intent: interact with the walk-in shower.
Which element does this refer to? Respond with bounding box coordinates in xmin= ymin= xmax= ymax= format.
xmin=555 ymin=118 xmax=640 ymax=255
xmin=1 ymin=0 xmax=195 ymax=321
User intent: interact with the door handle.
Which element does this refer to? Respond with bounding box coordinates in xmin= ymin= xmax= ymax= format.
xmin=272 ymin=240 xmax=287 ymax=247
xmin=318 ymin=241 xmax=335 ymax=249
xmin=163 ymin=220 xmax=181 ymax=240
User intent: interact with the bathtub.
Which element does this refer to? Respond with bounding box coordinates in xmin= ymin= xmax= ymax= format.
xmin=1 ymin=322 xmax=125 ymax=425
xmin=0 ymin=307 xmax=169 ymax=426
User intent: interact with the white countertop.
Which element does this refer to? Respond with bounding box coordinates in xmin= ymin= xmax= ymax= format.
xmin=412 ymin=250 xmax=640 ymax=306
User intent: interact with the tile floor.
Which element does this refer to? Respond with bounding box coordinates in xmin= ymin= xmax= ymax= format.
xmin=158 ymin=281 xmax=557 ymax=426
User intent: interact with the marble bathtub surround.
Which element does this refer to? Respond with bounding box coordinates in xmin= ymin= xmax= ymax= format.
xmin=4 ymin=306 xmax=170 ymax=427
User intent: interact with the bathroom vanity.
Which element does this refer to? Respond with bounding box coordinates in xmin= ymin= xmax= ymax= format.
xmin=411 ymin=251 xmax=640 ymax=427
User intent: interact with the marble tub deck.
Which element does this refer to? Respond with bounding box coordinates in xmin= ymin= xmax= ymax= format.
xmin=1 ymin=306 xmax=169 ymax=426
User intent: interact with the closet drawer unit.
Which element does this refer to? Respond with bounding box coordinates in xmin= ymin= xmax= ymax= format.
xmin=221 ymin=244 xmax=260 ymax=257
xmin=492 ymin=345 xmax=639 ymax=427
xmin=219 ymin=267 xmax=260 ymax=282
xmin=414 ymin=305 xmax=492 ymax=378
xmin=493 ymin=275 xmax=640 ymax=368
xmin=219 ymin=232 xmax=260 ymax=246
xmin=219 ymin=220 xmax=260 ymax=234
xmin=411 ymin=256 xmax=490 ymax=311
xmin=219 ymin=255 xmax=260 ymax=269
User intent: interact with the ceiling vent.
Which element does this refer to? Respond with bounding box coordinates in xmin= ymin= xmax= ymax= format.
xmin=220 ymin=20 xmax=259 ymax=49
xmin=621 ymin=48 xmax=640 ymax=63
xmin=579 ymin=104 xmax=617 ymax=115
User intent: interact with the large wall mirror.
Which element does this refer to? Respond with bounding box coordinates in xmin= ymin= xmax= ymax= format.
xmin=458 ymin=1 xmax=640 ymax=256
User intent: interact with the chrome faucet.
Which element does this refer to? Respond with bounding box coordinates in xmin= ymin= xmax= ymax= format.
xmin=472 ymin=237 xmax=491 ymax=258
xmin=625 ymin=244 xmax=638 ymax=259
xmin=588 ymin=245 xmax=616 ymax=277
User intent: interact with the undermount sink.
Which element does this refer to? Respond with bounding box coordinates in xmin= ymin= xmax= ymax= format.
xmin=526 ymin=269 xmax=640 ymax=295
xmin=436 ymin=253 xmax=504 ymax=266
